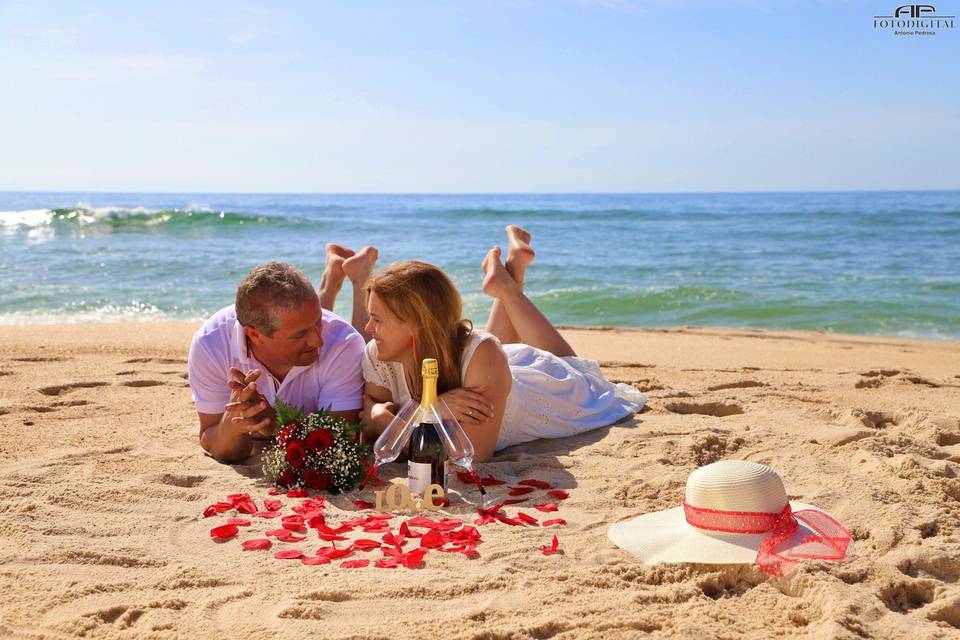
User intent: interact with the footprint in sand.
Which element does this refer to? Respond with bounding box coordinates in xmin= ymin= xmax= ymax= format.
xmin=12 ymin=356 xmax=68 ymax=363
xmin=690 ymin=433 xmax=745 ymax=466
xmin=123 ymin=357 xmax=186 ymax=365
xmin=120 ymin=380 xmax=166 ymax=388
xmin=38 ymin=381 xmax=109 ymax=396
xmin=706 ymin=380 xmax=766 ymax=391
xmin=665 ymin=402 xmax=744 ymax=417
xmin=878 ymin=579 xmax=937 ymax=613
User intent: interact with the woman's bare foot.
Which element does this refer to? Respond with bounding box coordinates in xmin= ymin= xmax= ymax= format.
xmin=343 ymin=245 xmax=379 ymax=286
xmin=481 ymin=246 xmax=521 ymax=300
xmin=505 ymin=225 xmax=534 ymax=285
xmin=319 ymin=243 xmax=355 ymax=301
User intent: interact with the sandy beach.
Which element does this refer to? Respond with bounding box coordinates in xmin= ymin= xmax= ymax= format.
xmin=1 ymin=321 xmax=959 ymax=640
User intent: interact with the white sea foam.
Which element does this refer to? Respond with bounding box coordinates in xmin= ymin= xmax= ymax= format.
xmin=0 ymin=204 xmax=163 ymax=228
xmin=0 ymin=208 xmax=53 ymax=227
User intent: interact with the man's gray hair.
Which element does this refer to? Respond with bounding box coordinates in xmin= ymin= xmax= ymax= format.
xmin=235 ymin=262 xmax=316 ymax=336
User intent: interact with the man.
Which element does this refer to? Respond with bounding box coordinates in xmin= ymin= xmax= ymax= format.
xmin=189 ymin=246 xmax=377 ymax=463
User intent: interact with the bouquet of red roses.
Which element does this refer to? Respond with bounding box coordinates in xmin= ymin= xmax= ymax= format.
xmin=261 ymin=399 xmax=368 ymax=493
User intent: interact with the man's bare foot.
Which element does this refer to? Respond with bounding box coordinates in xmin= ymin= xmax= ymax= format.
xmin=319 ymin=243 xmax=355 ymax=297
xmin=481 ymin=246 xmax=520 ymax=300
xmin=343 ymin=245 xmax=379 ymax=286
xmin=505 ymin=225 xmax=534 ymax=285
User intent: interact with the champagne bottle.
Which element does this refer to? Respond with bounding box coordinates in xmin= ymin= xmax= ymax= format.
xmin=407 ymin=359 xmax=448 ymax=497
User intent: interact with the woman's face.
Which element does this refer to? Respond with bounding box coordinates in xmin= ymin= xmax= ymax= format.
xmin=364 ymin=291 xmax=413 ymax=362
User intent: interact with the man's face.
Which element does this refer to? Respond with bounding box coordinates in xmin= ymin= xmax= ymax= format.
xmin=249 ymin=295 xmax=324 ymax=368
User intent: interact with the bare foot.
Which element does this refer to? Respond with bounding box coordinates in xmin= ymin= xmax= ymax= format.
xmin=505 ymin=225 xmax=534 ymax=285
xmin=343 ymin=245 xmax=379 ymax=286
xmin=481 ymin=246 xmax=520 ymax=300
xmin=320 ymin=243 xmax=355 ymax=296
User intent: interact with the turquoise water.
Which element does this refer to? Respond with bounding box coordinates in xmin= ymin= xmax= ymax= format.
xmin=1 ymin=191 xmax=958 ymax=339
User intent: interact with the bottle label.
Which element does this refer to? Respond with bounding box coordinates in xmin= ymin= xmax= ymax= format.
xmin=408 ymin=461 xmax=432 ymax=496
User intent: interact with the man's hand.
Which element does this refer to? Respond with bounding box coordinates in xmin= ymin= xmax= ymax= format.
xmin=223 ymin=368 xmax=276 ymax=436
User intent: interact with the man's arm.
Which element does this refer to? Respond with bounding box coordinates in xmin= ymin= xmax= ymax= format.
xmin=198 ymin=371 xmax=273 ymax=464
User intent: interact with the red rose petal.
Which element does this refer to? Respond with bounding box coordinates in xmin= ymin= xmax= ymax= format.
xmin=419 ymin=529 xmax=445 ymax=548
xmin=477 ymin=503 xmax=503 ymax=517
xmin=275 ymin=549 xmax=304 ymax=560
xmin=407 ymin=516 xmax=439 ymax=529
xmin=508 ymin=486 xmax=535 ymax=496
xmin=301 ymin=555 xmax=331 ymax=565
xmin=226 ymin=518 xmax=252 ymax=527
xmin=375 ymin=557 xmax=399 ymax=569
xmin=287 ymin=488 xmax=309 ymax=498
xmin=540 ymin=534 xmax=560 ymax=555
xmin=481 ymin=475 xmax=506 ymax=486
xmin=210 ymin=524 xmax=239 ymax=541
xmin=235 ymin=500 xmax=257 ymax=514
xmin=519 ymin=479 xmax=553 ymax=490
xmin=241 ymin=538 xmax=272 ymax=551
xmin=399 ymin=522 xmax=422 ymax=538
xmin=352 ymin=499 xmax=375 ymax=510
xmin=367 ymin=513 xmax=394 ymax=521
xmin=437 ymin=518 xmax=463 ymax=531
xmin=382 ymin=532 xmax=406 ymax=547
xmin=450 ymin=525 xmax=481 ymax=542
xmin=401 ymin=548 xmax=428 ymax=568
xmin=203 ymin=506 xmax=219 ymax=518
xmin=276 ymin=533 xmax=307 ymax=543
xmin=438 ymin=545 xmax=467 ymax=553
xmin=542 ymin=519 xmax=567 ymax=527
xmin=341 ymin=559 xmax=370 ymax=569
xmin=265 ymin=528 xmax=288 ymax=537
xmin=317 ymin=546 xmax=354 ymax=560
xmin=352 ymin=539 xmax=382 ymax=551
xmin=317 ymin=533 xmax=348 ymax=542
xmin=517 ymin=512 xmax=539 ymax=526
xmin=494 ymin=513 xmax=523 ymax=526
xmin=267 ymin=487 xmax=281 ymax=496
xmin=264 ymin=499 xmax=283 ymax=512
xmin=254 ymin=511 xmax=281 ymax=519
xmin=281 ymin=515 xmax=305 ymax=529
xmin=546 ymin=490 xmax=569 ymax=500
xmin=474 ymin=515 xmax=496 ymax=526
xmin=534 ymin=503 xmax=559 ymax=512
xmin=503 ymin=498 xmax=528 ymax=505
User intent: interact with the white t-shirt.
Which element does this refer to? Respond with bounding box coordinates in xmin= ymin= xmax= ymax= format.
xmin=188 ymin=305 xmax=364 ymax=415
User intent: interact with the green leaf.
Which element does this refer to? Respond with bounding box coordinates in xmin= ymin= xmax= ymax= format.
xmin=275 ymin=398 xmax=304 ymax=426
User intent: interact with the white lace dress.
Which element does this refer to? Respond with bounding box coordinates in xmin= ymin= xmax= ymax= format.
xmin=361 ymin=330 xmax=645 ymax=451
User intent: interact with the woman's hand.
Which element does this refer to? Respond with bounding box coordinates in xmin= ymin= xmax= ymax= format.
xmin=438 ymin=386 xmax=494 ymax=426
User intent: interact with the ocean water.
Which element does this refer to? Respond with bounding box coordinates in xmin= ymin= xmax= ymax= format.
xmin=1 ymin=191 xmax=958 ymax=340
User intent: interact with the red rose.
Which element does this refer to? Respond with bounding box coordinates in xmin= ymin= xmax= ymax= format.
xmin=277 ymin=468 xmax=297 ymax=488
xmin=305 ymin=428 xmax=334 ymax=452
xmin=285 ymin=440 xmax=307 ymax=469
xmin=277 ymin=422 xmax=301 ymax=445
xmin=303 ymin=468 xmax=332 ymax=490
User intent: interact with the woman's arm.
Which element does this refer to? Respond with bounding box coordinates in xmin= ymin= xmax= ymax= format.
xmin=456 ymin=340 xmax=511 ymax=462
xmin=360 ymin=381 xmax=397 ymax=443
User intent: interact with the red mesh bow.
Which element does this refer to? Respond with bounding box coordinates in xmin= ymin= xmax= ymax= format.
xmin=682 ymin=501 xmax=851 ymax=577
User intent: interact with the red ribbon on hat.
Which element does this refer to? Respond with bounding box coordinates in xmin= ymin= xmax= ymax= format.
xmin=682 ymin=501 xmax=852 ymax=577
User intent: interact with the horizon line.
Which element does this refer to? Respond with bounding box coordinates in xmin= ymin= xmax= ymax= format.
xmin=1 ymin=188 xmax=959 ymax=197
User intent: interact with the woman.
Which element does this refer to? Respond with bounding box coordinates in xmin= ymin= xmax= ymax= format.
xmin=359 ymin=226 xmax=644 ymax=461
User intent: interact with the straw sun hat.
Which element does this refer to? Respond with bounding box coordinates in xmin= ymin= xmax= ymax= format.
xmin=608 ymin=460 xmax=853 ymax=577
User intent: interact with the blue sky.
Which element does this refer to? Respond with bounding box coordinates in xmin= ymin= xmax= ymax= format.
xmin=0 ymin=0 xmax=957 ymax=192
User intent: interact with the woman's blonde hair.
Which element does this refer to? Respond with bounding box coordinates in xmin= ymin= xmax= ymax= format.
xmin=365 ymin=261 xmax=473 ymax=396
